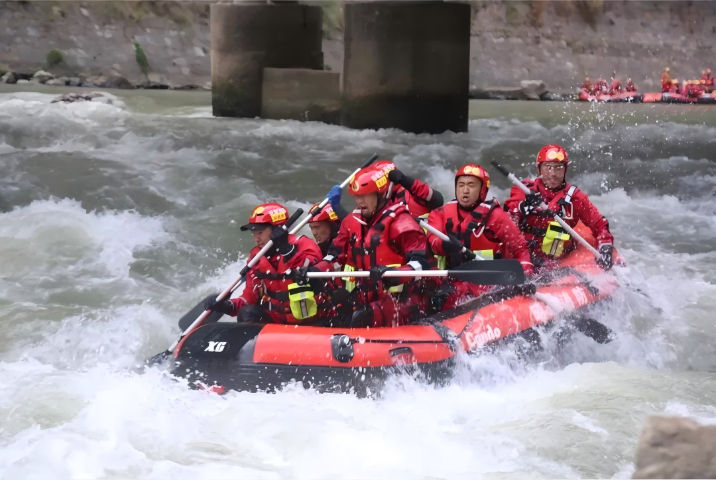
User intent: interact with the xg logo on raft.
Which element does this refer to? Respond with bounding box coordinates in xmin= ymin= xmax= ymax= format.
xmin=205 ymin=341 xmax=227 ymax=352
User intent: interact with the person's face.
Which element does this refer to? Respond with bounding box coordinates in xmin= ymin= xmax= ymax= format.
xmin=309 ymin=221 xmax=333 ymax=244
xmin=353 ymin=192 xmax=379 ymax=218
xmin=456 ymin=175 xmax=483 ymax=208
xmin=251 ymin=225 xmax=273 ymax=248
xmin=539 ymin=162 xmax=567 ymax=189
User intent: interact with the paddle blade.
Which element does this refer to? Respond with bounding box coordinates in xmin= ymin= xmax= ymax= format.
xmin=178 ymin=299 xmax=225 ymax=331
xmin=147 ymin=350 xmax=171 ymax=367
xmin=565 ymin=316 xmax=614 ymax=344
xmin=448 ymin=259 xmax=525 ymax=285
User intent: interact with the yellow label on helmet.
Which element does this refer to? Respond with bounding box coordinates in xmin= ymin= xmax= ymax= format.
xmin=376 ymin=176 xmax=387 ymax=189
xmin=270 ymin=211 xmax=286 ymax=222
xmin=328 ymin=210 xmax=338 ymax=221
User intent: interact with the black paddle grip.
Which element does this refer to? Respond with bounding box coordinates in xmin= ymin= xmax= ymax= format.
xmin=285 ymin=208 xmax=304 ymax=230
xmin=361 ymin=153 xmax=379 ymax=169
xmin=491 ymin=161 xmax=511 ymax=177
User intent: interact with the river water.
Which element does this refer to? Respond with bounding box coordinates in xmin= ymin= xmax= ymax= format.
xmin=1 ymin=85 xmax=715 ymax=478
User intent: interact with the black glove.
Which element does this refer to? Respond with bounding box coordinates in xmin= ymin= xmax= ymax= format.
xmin=203 ymin=294 xmax=235 ymax=315
xmin=519 ymin=191 xmax=543 ymax=216
xmin=387 ymin=169 xmax=415 ymax=190
xmin=387 ymin=168 xmax=405 ymax=186
xmin=369 ymin=265 xmax=396 ymax=284
xmin=596 ymin=244 xmax=613 ymax=270
xmin=441 ymin=233 xmax=464 ymax=254
xmin=289 ymin=266 xmax=310 ymax=284
xmin=270 ymin=226 xmax=294 ymax=256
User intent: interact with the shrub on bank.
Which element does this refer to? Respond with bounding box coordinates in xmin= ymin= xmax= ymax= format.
xmin=133 ymin=40 xmax=150 ymax=77
xmin=47 ymin=48 xmax=63 ymax=66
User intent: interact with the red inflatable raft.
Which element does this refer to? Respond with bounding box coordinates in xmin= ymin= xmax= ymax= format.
xmin=579 ymin=90 xmax=716 ymax=104
xmin=171 ymin=223 xmax=620 ymax=395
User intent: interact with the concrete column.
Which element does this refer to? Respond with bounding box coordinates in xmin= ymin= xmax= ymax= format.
xmin=342 ymin=2 xmax=471 ymax=134
xmin=211 ymin=4 xmax=324 ymax=118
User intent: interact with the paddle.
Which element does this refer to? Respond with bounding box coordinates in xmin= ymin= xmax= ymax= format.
xmin=305 ymin=259 xmax=526 ymax=285
xmin=490 ymin=161 xmax=601 ymax=259
xmin=420 ymin=208 xmax=615 ymax=343
xmin=149 ymin=154 xmax=380 ymax=365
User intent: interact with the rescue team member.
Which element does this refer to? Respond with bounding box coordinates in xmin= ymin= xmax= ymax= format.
xmin=426 ymin=164 xmax=533 ymax=310
xmin=595 ymin=78 xmax=609 ymax=95
xmin=581 ymin=77 xmax=593 ymax=95
xmin=308 ymin=202 xmax=341 ymax=256
xmin=701 ymin=69 xmax=714 ymax=92
xmin=204 ymin=202 xmax=323 ymax=324
xmin=609 ymin=78 xmax=623 ymax=95
xmin=505 ymin=145 xmax=614 ymax=270
xmin=625 ymin=79 xmax=637 ymax=92
xmin=661 ymin=67 xmax=672 ymax=92
xmin=373 ymin=159 xmax=444 ymax=216
xmin=325 ymin=159 xmax=444 ymax=221
xmin=317 ymin=164 xmax=430 ymax=327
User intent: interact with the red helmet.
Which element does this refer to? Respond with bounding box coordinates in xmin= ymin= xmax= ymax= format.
xmin=308 ymin=202 xmax=339 ymax=223
xmin=240 ymin=202 xmax=288 ymax=231
xmin=536 ymin=144 xmax=569 ymax=165
xmin=349 ymin=166 xmax=390 ymax=196
xmin=455 ymin=164 xmax=491 ymax=204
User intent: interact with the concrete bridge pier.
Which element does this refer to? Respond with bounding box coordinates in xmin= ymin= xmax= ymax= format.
xmin=341 ymin=2 xmax=471 ymax=134
xmin=211 ymin=4 xmax=324 ymax=118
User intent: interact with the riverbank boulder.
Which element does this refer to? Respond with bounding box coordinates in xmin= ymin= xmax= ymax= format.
xmin=633 ymin=416 xmax=716 ymax=479
xmin=83 ymin=74 xmax=133 ymax=89
xmin=1 ymin=72 xmax=16 ymax=84
xmin=32 ymin=70 xmax=55 ymax=84
xmin=470 ymin=80 xmax=550 ymax=100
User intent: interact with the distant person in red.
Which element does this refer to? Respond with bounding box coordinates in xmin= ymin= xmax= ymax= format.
xmin=581 ymin=77 xmax=593 ymax=94
xmin=625 ymin=78 xmax=637 ymax=92
xmin=701 ymin=69 xmax=714 ymax=92
xmin=595 ymin=77 xmax=609 ymax=94
xmin=662 ymin=67 xmax=681 ymax=94
xmin=609 ymin=78 xmax=623 ymax=95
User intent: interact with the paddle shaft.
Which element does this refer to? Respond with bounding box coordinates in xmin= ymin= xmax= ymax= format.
xmin=306 ymin=270 xmax=504 ymax=278
xmin=419 ymin=219 xmax=478 ymax=260
xmin=491 ymin=162 xmax=600 ymax=259
xmin=166 ymin=154 xmax=379 ymax=355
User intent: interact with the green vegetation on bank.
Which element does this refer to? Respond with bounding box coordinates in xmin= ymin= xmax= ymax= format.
xmin=46 ymin=48 xmax=63 ymax=66
xmin=133 ymin=40 xmax=150 ymax=77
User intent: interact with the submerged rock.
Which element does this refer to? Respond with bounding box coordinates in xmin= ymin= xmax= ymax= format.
xmin=633 ymin=416 xmax=716 ymax=479
xmin=50 ymin=91 xmax=125 ymax=108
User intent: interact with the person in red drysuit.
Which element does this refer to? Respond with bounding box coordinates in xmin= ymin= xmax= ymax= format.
xmin=581 ymin=77 xmax=593 ymax=95
xmin=625 ymin=78 xmax=637 ymax=92
xmin=662 ymin=68 xmax=682 ymax=94
xmin=426 ymin=164 xmax=533 ymax=310
xmin=316 ymin=165 xmax=431 ymax=328
xmin=203 ymin=202 xmax=323 ymax=324
xmin=370 ymin=159 xmax=444 ymax=217
xmin=504 ymin=145 xmax=614 ymax=271
xmin=609 ymin=78 xmax=623 ymax=95
xmin=701 ymin=69 xmax=714 ymax=93
xmin=595 ymin=77 xmax=609 ymax=95
xmin=308 ymin=202 xmax=341 ymax=257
